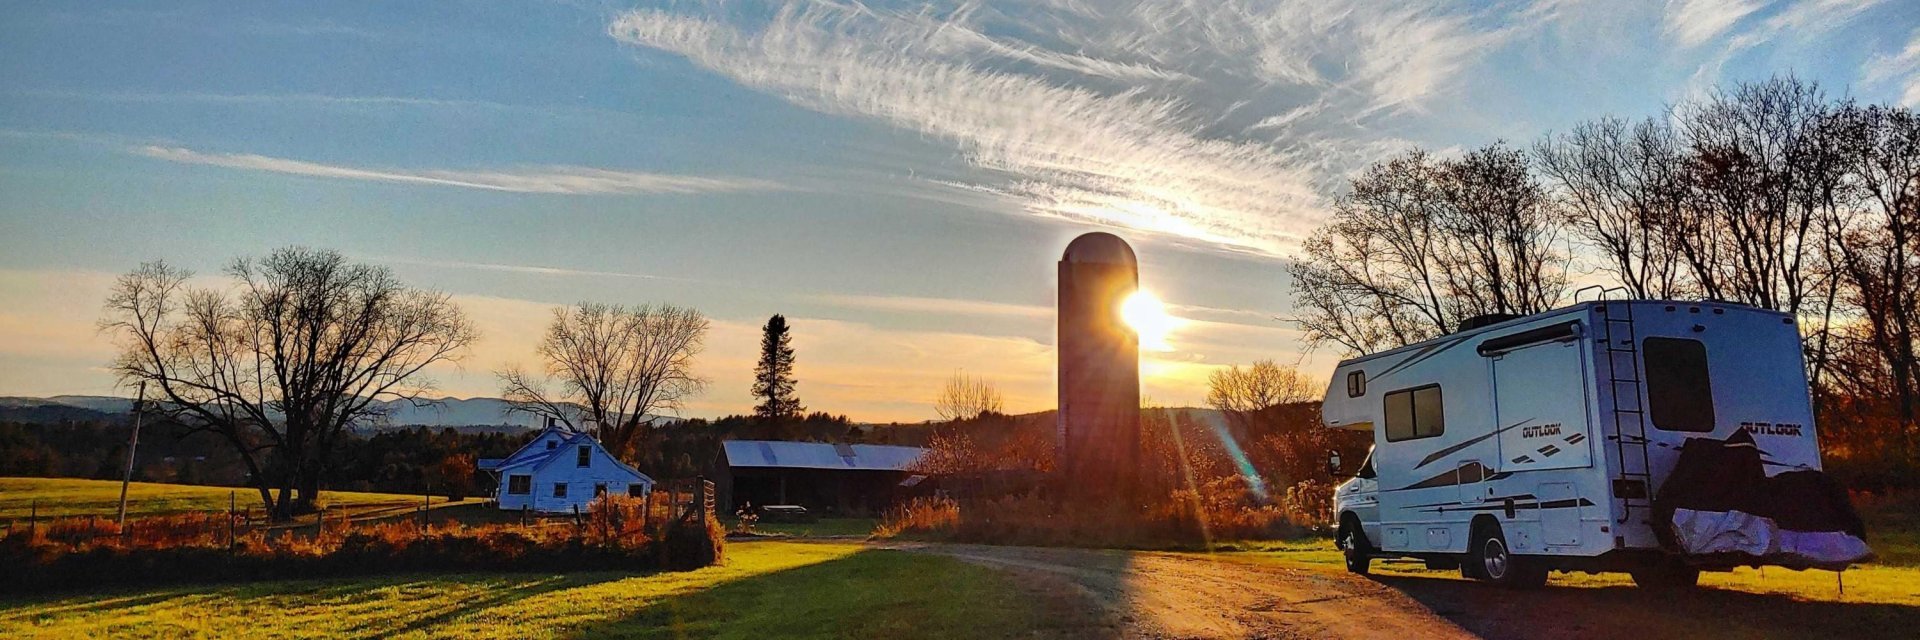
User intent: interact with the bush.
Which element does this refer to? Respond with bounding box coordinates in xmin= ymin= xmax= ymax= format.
xmin=874 ymin=477 xmax=1327 ymax=549
xmin=0 ymin=497 xmax=725 ymax=595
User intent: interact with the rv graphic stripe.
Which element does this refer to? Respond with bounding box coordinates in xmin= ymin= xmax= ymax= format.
xmin=1411 ymin=496 xmax=1597 ymax=514
xmin=1389 ymin=462 xmax=1511 ymax=492
xmin=1370 ymin=333 xmax=1474 ymax=383
xmin=1415 ymin=417 xmax=1534 ymax=470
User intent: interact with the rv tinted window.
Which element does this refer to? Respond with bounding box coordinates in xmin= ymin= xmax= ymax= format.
xmin=1384 ymin=385 xmax=1445 ymax=442
xmin=1645 ymin=337 xmax=1715 ymax=431
xmin=1347 ymin=371 xmax=1366 ymax=397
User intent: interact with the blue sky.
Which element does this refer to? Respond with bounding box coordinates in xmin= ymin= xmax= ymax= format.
xmin=2 ymin=1 xmax=1916 ymax=421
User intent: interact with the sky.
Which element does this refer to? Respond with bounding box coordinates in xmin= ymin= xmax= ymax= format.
xmin=1 ymin=1 xmax=1917 ymax=422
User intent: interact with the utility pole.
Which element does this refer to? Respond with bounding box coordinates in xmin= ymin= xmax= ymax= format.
xmin=117 ymin=382 xmax=147 ymax=527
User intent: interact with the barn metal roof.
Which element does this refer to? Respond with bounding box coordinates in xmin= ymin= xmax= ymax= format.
xmin=723 ymin=440 xmax=926 ymax=471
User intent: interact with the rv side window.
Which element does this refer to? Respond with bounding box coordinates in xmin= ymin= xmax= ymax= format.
xmin=1384 ymin=385 xmax=1445 ymax=442
xmin=1346 ymin=371 xmax=1366 ymax=397
xmin=1645 ymin=337 xmax=1716 ymax=432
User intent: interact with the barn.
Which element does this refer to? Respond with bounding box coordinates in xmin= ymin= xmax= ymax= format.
xmin=480 ymin=426 xmax=653 ymax=513
xmin=719 ymin=440 xmax=926 ymax=515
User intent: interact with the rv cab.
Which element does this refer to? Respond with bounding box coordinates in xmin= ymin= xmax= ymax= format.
xmin=1333 ymin=448 xmax=1380 ymax=573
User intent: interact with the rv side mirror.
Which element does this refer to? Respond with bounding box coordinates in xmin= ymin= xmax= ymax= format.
xmin=1327 ymin=451 xmax=1343 ymax=477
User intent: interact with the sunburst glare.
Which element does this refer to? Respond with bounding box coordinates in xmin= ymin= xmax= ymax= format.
xmin=1120 ymin=290 xmax=1181 ymax=352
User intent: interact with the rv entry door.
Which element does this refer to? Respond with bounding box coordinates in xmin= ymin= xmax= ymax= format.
xmin=1492 ymin=341 xmax=1594 ymax=472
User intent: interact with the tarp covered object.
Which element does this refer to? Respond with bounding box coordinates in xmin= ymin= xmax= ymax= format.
xmin=1651 ymin=430 xmax=1871 ymax=570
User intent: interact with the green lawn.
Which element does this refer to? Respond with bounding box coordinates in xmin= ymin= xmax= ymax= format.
xmin=0 ymin=541 xmax=1061 ymax=639
xmin=737 ymin=517 xmax=878 ymax=538
xmin=0 ymin=477 xmax=438 ymax=521
xmin=1219 ymin=538 xmax=1920 ymax=602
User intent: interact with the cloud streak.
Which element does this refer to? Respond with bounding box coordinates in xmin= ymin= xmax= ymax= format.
xmin=134 ymin=145 xmax=784 ymax=195
xmin=606 ymin=2 xmax=1561 ymax=257
xmin=811 ymin=293 xmax=1052 ymax=319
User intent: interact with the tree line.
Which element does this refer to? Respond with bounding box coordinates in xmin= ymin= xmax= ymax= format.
xmin=101 ymin=247 xmax=815 ymax=520
xmin=1290 ymin=76 xmax=1919 ymax=485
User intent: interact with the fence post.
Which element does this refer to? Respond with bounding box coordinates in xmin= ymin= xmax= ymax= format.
xmin=29 ymin=499 xmax=36 ymax=539
xmin=572 ymin=503 xmax=581 ymax=529
xmin=641 ymin=488 xmax=652 ymax=534
xmin=229 ymin=491 xmax=237 ymax=550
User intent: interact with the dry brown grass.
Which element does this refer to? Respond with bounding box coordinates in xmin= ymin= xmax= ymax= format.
xmin=0 ymin=493 xmax=724 ymax=594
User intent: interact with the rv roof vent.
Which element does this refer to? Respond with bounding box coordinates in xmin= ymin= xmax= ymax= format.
xmin=1458 ymin=313 xmax=1521 ymax=332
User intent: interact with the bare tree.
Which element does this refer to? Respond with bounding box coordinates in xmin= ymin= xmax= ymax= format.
xmin=1671 ymin=76 xmax=1836 ymax=314
xmin=1538 ymin=117 xmax=1691 ymax=298
xmin=500 ymin=302 xmax=709 ymax=460
xmin=1290 ymin=145 xmax=1570 ymax=355
xmin=1205 ymin=361 xmax=1315 ymax=421
xmin=934 ymin=371 xmax=1004 ymax=422
xmin=102 ymin=249 xmax=475 ymax=519
xmin=1811 ymin=102 xmax=1920 ymax=459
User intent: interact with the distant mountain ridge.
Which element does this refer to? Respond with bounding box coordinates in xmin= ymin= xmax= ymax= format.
xmin=0 ymin=395 xmax=632 ymax=430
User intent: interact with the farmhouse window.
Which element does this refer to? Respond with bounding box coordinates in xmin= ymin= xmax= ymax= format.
xmin=547 ymin=440 xmax=558 ymax=450
xmin=595 ymin=483 xmax=608 ymax=497
xmin=554 ymin=482 xmax=568 ymax=498
xmin=629 ymin=484 xmax=647 ymax=498
xmin=1384 ymin=385 xmax=1445 ymax=442
xmin=578 ymin=445 xmax=591 ymax=467
xmin=1644 ymin=337 xmax=1715 ymax=432
xmin=508 ymin=475 xmax=531 ymax=495
xmin=1346 ymin=371 xmax=1366 ymax=397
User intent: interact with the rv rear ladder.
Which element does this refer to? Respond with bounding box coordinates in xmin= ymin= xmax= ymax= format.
xmin=1598 ymin=302 xmax=1654 ymax=524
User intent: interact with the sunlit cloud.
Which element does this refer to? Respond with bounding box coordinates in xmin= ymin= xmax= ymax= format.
xmin=134 ymin=145 xmax=785 ymax=195
xmin=605 ymin=2 xmax=1575 ymax=257
xmin=810 ymin=294 xmax=1051 ymax=319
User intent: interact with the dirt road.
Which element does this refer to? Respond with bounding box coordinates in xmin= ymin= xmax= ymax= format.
xmin=891 ymin=543 xmax=1474 ymax=640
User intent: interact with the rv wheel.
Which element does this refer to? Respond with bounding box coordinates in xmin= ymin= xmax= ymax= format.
xmin=1470 ymin=522 xmax=1547 ymax=589
xmin=1630 ymin=561 xmax=1700 ymax=589
xmin=1339 ymin=515 xmax=1372 ymax=575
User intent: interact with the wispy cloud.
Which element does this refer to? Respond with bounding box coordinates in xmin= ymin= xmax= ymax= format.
xmin=811 ymin=293 xmax=1051 ymax=318
xmin=1864 ymin=28 xmax=1920 ymax=106
xmin=607 ymin=2 xmax=1540 ymax=257
xmin=134 ymin=145 xmax=784 ymax=195
xmin=370 ymin=256 xmax=708 ymax=284
xmin=1687 ymin=0 xmax=1889 ymax=89
xmin=1663 ymin=0 xmax=1765 ymax=47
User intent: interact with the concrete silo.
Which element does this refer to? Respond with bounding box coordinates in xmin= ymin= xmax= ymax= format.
xmin=1056 ymin=232 xmax=1141 ymax=501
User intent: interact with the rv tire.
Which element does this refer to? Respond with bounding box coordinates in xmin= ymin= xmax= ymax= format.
xmin=1339 ymin=514 xmax=1373 ymax=575
xmin=1470 ymin=521 xmax=1547 ymax=589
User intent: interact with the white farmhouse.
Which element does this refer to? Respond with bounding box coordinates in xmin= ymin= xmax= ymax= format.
xmin=479 ymin=426 xmax=654 ymax=513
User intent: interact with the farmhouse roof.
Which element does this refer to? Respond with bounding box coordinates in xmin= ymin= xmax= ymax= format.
xmin=723 ymin=440 xmax=926 ymax=471
xmin=479 ymin=428 xmax=651 ymax=484
xmin=478 ymin=425 xmax=571 ymax=471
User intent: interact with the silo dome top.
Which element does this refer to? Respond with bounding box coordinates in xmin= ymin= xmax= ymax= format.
xmin=1061 ymin=232 xmax=1136 ymax=265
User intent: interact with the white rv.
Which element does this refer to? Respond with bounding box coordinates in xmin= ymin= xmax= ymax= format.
xmin=1325 ymin=299 xmax=1847 ymax=588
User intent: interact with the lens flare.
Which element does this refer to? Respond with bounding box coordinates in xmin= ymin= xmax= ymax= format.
xmin=1120 ymin=290 xmax=1180 ymax=352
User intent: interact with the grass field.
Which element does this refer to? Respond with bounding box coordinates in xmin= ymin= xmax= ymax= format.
xmin=0 ymin=541 xmax=1066 ymax=639
xmin=0 ymin=477 xmax=439 ymax=521
xmin=737 ymin=517 xmax=878 ymax=538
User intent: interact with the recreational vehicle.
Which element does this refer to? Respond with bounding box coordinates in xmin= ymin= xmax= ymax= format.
xmin=1325 ymin=299 xmax=1868 ymax=588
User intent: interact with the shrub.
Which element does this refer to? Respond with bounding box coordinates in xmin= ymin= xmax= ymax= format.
xmin=0 ymin=496 xmax=723 ymax=595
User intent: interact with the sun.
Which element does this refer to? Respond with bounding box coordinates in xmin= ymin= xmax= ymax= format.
xmin=1120 ymin=290 xmax=1180 ymax=352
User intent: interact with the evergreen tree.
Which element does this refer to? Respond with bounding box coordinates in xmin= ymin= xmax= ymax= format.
xmin=751 ymin=314 xmax=804 ymax=420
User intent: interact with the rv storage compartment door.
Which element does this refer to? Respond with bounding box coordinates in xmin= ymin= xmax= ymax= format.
xmin=1492 ymin=341 xmax=1594 ymax=472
